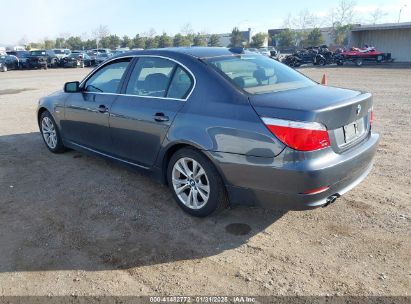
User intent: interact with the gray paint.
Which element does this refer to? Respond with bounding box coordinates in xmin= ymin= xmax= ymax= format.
xmin=37 ymin=48 xmax=379 ymax=210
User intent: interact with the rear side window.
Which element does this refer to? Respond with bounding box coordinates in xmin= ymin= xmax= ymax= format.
xmin=84 ymin=58 xmax=131 ymax=93
xmin=167 ymin=67 xmax=193 ymax=99
xmin=126 ymin=57 xmax=175 ymax=97
xmin=126 ymin=57 xmax=193 ymax=99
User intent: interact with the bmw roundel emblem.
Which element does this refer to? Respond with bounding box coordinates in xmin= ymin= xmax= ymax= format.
xmin=356 ymin=104 xmax=362 ymax=115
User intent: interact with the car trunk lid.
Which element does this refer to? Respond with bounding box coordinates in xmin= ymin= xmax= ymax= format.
xmin=249 ymin=85 xmax=373 ymax=153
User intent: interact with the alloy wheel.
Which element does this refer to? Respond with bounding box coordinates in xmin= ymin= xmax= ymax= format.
xmin=41 ymin=116 xmax=58 ymax=149
xmin=172 ymin=157 xmax=210 ymax=210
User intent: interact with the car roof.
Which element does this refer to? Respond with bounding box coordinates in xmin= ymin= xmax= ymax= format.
xmin=124 ymin=47 xmax=251 ymax=59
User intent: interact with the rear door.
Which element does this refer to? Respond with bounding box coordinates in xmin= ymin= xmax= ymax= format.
xmin=109 ymin=56 xmax=194 ymax=167
xmin=63 ymin=58 xmax=132 ymax=152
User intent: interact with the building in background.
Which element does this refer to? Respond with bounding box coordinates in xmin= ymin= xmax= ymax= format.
xmin=349 ymin=22 xmax=411 ymax=62
xmin=268 ymin=22 xmax=411 ymax=62
xmin=215 ymin=28 xmax=252 ymax=47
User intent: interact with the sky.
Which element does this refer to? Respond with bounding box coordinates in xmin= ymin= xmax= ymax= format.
xmin=0 ymin=0 xmax=410 ymax=45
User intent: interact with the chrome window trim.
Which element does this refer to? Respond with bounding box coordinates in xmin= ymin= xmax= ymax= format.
xmin=79 ymin=54 xmax=196 ymax=101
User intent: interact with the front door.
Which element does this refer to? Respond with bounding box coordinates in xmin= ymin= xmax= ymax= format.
xmin=62 ymin=58 xmax=132 ymax=153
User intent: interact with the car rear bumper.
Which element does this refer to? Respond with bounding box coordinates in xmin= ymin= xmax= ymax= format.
xmin=207 ymin=132 xmax=380 ymax=210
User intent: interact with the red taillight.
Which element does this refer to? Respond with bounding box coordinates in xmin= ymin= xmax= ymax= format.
xmin=302 ymin=186 xmax=330 ymax=195
xmin=369 ymin=109 xmax=374 ymax=125
xmin=262 ymin=117 xmax=330 ymax=151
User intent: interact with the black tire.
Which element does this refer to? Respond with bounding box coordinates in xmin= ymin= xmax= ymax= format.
xmin=39 ymin=111 xmax=66 ymax=153
xmin=318 ymin=58 xmax=326 ymax=66
xmin=336 ymin=60 xmax=344 ymax=66
xmin=167 ymin=147 xmax=228 ymax=217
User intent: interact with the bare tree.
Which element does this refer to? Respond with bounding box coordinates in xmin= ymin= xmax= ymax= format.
xmin=369 ymin=8 xmax=387 ymax=24
xmin=332 ymin=0 xmax=357 ymax=25
xmin=282 ymin=13 xmax=293 ymax=28
xmin=147 ymin=28 xmax=157 ymax=38
xmin=92 ymin=25 xmax=110 ymax=49
xmin=81 ymin=32 xmax=89 ymax=41
xmin=18 ymin=35 xmax=28 ymax=46
xmin=181 ymin=23 xmax=194 ymax=36
xmin=293 ymin=9 xmax=319 ymax=29
xmin=59 ymin=32 xmax=71 ymax=40
xmin=93 ymin=25 xmax=110 ymax=39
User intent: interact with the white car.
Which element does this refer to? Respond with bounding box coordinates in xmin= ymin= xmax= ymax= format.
xmin=52 ymin=49 xmax=71 ymax=60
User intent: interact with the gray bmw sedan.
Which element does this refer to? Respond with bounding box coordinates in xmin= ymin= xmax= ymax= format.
xmin=37 ymin=47 xmax=379 ymax=217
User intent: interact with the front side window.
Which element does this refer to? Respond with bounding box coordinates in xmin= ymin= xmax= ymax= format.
xmin=126 ymin=57 xmax=176 ymax=98
xmin=84 ymin=59 xmax=131 ymax=93
xmin=206 ymin=54 xmax=314 ymax=94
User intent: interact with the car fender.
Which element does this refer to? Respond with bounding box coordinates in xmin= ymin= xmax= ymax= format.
xmin=37 ymin=90 xmax=69 ymax=129
xmin=157 ymin=96 xmax=286 ymax=172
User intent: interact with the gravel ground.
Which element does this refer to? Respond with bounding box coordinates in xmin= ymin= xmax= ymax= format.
xmin=0 ymin=65 xmax=410 ymax=296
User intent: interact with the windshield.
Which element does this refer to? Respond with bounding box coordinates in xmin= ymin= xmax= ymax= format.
xmin=206 ymin=54 xmax=315 ymax=94
xmin=53 ymin=50 xmax=65 ymax=54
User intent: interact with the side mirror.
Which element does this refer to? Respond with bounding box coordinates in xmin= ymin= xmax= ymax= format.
xmin=64 ymin=81 xmax=80 ymax=93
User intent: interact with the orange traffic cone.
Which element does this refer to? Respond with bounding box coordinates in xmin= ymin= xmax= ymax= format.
xmin=321 ymin=74 xmax=327 ymax=85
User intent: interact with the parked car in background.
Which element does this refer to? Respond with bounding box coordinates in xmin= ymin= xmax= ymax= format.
xmin=115 ymin=47 xmax=130 ymax=52
xmin=245 ymin=48 xmax=259 ymax=53
xmin=91 ymin=48 xmax=111 ymax=54
xmin=267 ymin=46 xmax=280 ymax=60
xmin=52 ymin=49 xmax=71 ymax=60
xmin=60 ymin=52 xmax=92 ymax=68
xmin=6 ymin=50 xmax=30 ymax=69
xmin=86 ymin=51 xmax=97 ymax=66
xmin=112 ymin=49 xmax=129 ymax=56
xmin=283 ymin=46 xmax=332 ymax=67
xmin=0 ymin=54 xmax=19 ymax=72
xmin=95 ymin=52 xmax=112 ymax=65
xmin=257 ymin=47 xmax=271 ymax=57
xmin=37 ymin=47 xmax=379 ymax=217
xmin=27 ymin=50 xmax=59 ymax=69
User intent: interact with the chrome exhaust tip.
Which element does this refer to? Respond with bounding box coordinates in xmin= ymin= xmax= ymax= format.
xmin=323 ymin=194 xmax=340 ymax=208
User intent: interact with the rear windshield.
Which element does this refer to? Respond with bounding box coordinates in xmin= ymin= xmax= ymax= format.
xmin=206 ymin=54 xmax=314 ymax=94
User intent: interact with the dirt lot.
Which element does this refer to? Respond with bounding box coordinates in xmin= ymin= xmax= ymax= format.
xmin=0 ymin=65 xmax=410 ymax=296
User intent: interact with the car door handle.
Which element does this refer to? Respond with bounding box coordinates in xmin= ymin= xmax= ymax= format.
xmin=153 ymin=112 xmax=169 ymax=122
xmin=98 ymin=105 xmax=108 ymax=113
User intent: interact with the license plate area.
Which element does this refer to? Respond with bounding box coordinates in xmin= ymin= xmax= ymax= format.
xmin=343 ymin=118 xmax=365 ymax=144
